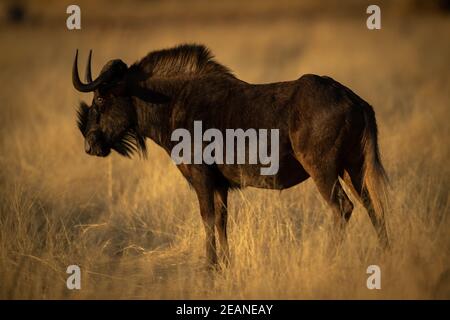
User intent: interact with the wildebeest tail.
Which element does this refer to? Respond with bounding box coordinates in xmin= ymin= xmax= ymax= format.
xmin=361 ymin=104 xmax=389 ymax=220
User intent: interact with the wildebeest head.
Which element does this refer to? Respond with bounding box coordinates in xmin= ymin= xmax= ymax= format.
xmin=73 ymin=50 xmax=146 ymax=157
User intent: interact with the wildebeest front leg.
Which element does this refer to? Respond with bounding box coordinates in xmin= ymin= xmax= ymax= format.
xmin=214 ymin=186 xmax=229 ymax=265
xmin=194 ymin=184 xmax=218 ymax=267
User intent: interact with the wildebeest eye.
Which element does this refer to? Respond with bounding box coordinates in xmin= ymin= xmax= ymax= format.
xmin=96 ymin=96 xmax=104 ymax=105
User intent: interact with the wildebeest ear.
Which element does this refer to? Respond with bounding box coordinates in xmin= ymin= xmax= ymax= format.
xmin=128 ymin=85 xmax=170 ymax=104
xmin=124 ymin=65 xmax=170 ymax=104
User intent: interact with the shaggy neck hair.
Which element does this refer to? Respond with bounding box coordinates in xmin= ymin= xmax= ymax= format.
xmin=134 ymin=44 xmax=235 ymax=79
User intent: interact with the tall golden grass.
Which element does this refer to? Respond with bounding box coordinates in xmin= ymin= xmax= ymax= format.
xmin=0 ymin=1 xmax=448 ymax=299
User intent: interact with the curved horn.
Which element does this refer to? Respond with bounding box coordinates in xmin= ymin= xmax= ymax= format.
xmin=72 ymin=50 xmax=115 ymax=93
xmin=85 ymin=50 xmax=93 ymax=83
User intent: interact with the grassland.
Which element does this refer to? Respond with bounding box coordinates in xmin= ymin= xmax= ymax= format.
xmin=0 ymin=0 xmax=449 ymax=299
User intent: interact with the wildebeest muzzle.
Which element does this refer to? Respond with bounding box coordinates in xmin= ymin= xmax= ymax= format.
xmin=84 ymin=130 xmax=110 ymax=157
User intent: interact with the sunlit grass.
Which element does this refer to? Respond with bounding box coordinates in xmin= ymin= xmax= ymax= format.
xmin=0 ymin=2 xmax=448 ymax=299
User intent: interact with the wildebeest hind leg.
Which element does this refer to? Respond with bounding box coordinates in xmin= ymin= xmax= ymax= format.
xmin=343 ymin=165 xmax=390 ymax=249
xmin=296 ymin=157 xmax=354 ymax=248
xmin=314 ymin=171 xmax=353 ymax=233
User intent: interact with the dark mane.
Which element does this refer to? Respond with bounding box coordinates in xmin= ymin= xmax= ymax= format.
xmin=135 ymin=44 xmax=235 ymax=79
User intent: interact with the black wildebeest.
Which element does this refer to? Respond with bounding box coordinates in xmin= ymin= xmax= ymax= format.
xmin=73 ymin=44 xmax=389 ymax=266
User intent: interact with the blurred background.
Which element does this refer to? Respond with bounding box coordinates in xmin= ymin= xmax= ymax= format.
xmin=0 ymin=0 xmax=449 ymax=299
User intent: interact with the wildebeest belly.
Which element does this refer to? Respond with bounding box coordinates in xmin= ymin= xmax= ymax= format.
xmin=217 ymin=152 xmax=309 ymax=190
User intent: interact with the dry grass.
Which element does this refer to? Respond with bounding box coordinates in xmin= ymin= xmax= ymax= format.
xmin=0 ymin=0 xmax=449 ymax=299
